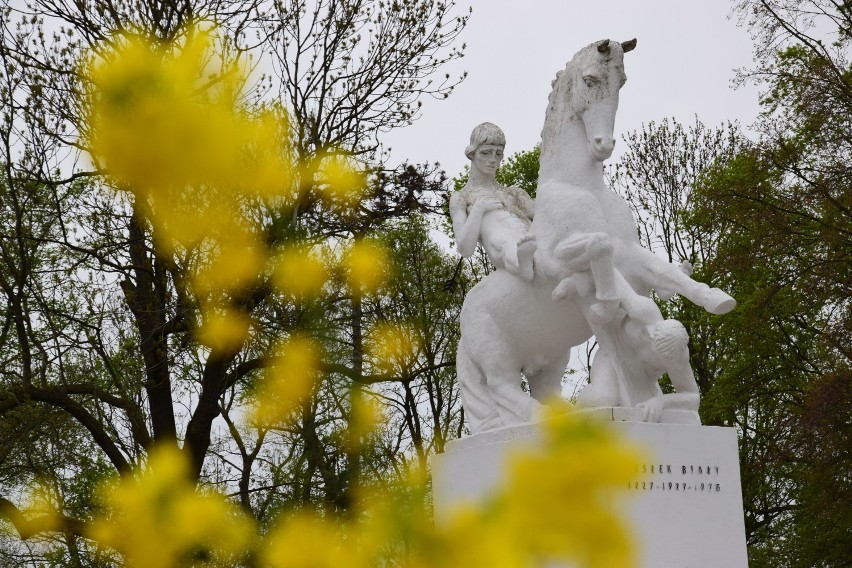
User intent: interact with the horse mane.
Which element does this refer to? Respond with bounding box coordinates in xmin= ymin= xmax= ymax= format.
xmin=540 ymin=65 xmax=573 ymax=162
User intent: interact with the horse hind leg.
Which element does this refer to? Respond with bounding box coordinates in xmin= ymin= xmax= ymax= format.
xmin=457 ymin=343 xmax=503 ymax=433
xmin=478 ymin=357 xmax=541 ymax=427
xmin=490 ymin=377 xmax=542 ymax=426
xmin=526 ymin=353 xmax=569 ymax=405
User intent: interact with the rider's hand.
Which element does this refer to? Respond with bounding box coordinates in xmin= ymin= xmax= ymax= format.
xmin=474 ymin=198 xmax=502 ymax=214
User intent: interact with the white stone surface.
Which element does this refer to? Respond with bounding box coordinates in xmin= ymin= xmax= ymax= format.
xmin=432 ymin=415 xmax=749 ymax=568
xmin=453 ymin=39 xmax=736 ymax=434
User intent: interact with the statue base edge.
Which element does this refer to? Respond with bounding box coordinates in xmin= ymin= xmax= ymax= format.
xmin=446 ymin=406 xmax=700 ymax=453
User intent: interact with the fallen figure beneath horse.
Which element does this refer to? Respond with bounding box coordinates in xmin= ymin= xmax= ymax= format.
xmin=454 ymin=38 xmax=735 ymax=434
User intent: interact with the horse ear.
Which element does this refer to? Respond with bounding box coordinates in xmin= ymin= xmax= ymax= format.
xmin=621 ymin=38 xmax=637 ymax=53
xmin=596 ymin=39 xmax=611 ymax=53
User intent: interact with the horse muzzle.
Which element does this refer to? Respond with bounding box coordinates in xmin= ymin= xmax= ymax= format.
xmin=589 ymin=136 xmax=616 ymax=160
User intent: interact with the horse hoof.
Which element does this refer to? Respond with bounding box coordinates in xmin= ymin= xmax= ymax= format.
xmin=703 ymin=288 xmax=736 ymax=314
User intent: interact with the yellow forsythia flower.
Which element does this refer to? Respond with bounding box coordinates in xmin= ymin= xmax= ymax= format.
xmin=261 ymin=510 xmax=370 ymax=568
xmin=152 ymin=198 xmax=235 ymax=250
xmin=192 ymin=237 xmax=266 ymax=296
xmin=496 ymin=404 xmax=641 ymax=567
xmin=241 ymin=109 xmax=295 ymax=201
xmin=344 ymin=239 xmax=389 ymax=295
xmin=251 ymin=336 xmax=322 ymax=426
xmin=435 ymin=506 xmax=528 ymax=567
xmin=366 ymin=322 xmax=419 ymax=375
xmin=346 ymin=389 xmax=385 ymax=450
xmin=354 ymin=406 xmax=641 ymax=568
xmin=85 ymin=26 xmax=295 ymax=254
xmin=317 ymin=157 xmax=367 ymax=210
xmin=87 ymin=445 xmax=254 ymax=568
xmin=86 ymin=27 xmax=241 ymax=193
xmin=271 ymin=245 xmax=328 ymax=299
xmin=196 ymin=307 xmax=251 ymax=352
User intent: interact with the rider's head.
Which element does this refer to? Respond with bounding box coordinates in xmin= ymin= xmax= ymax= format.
xmin=465 ymin=122 xmax=506 ymax=159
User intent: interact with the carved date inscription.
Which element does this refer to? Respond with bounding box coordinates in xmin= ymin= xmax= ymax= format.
xmin=628 ymin=463 xmax=723 ymax=493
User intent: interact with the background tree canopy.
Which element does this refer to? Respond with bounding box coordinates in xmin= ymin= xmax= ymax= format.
xmin=610 ymin=2 xmax=851 ymax=563
xmin=698 ymin=2 xmax=852 ymax=564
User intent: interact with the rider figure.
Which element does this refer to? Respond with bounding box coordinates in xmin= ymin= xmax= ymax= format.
xmin=449 ymin=122 xmax=537 ymax=281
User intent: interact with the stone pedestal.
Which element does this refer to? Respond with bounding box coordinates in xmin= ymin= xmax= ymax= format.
xmin=432 ymin=410 xmax=749 ymax=567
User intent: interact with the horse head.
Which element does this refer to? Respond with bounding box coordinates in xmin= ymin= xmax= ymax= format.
xmin=541 ymin=38 xmax=636 ymax=165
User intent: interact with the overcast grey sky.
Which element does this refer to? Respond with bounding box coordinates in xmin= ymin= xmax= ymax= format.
xmin=384 ymin=0 xmax=762 ymax=178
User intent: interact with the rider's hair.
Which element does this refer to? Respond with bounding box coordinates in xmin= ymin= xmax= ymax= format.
xmin=465 ymin=122 xmax=506 ymax=159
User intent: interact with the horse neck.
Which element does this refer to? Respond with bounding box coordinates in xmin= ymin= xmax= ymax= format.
xmin=538 ymin=113 xmax=606 ymax=190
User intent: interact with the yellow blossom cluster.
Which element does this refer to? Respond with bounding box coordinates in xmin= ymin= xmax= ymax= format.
xmin=316 ymin=156 xmax=369 ymax=211
xmin=85 ymin=26 xmax=389 ymax=353
xmin=261 ymin=510 xmax=372 ymax=568
xmin=83 ymin=408 xmax=639 ymax=568
xmin=344 ymin=239 xmax=390 ymax=296
xmin=271 ymin=245 xmax=328 ymax=300
xmin=345 ymin=388 xmax=386 ymax=450
xmin=86 ymin=27 xmax=293 ymax=237
xmin=366 ymin=322 xmax=421 ymax=375
xmin=87 ymin=445 xmax=254 ymax=568
xmin=370 ymin=404 xmax=641 ymax=568
xmin=250 ymin=335 xmax=322 ymax=426
xmin=491 ymin=405 xmax=641 ymax=567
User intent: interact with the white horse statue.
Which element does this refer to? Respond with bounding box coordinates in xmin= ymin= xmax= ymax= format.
xmin=456 ymin=38 xmax=735 ymax=433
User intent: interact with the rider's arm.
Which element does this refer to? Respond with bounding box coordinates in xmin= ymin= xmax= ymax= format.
xmin=450 ymin=192 xmax=485 ymax=258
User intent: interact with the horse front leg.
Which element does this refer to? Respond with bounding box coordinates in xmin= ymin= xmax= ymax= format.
xmin=626 ymin=245 xmax=736 ymax=314
xmin=552 ymin=233 xmax=620 ymax=324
